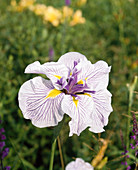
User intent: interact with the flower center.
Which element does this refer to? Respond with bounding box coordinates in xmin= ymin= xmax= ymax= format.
xmin=59 ymin=73 xmax=95 ymax=97
xmin=56 ymin=61 xmax=95 ymax=96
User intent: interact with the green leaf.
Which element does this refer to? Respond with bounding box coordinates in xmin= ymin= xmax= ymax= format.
xmin=52 ymin=117 xmax=65 ymax=143
xmin=22 ymin=159 xmax=37 ymax=170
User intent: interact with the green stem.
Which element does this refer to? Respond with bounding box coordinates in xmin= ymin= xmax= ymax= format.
xmin=49 ymin=138 xmax=57 ymax=170
xmin=57 ymin=136 xmax=64 ymax=170
xmin=126 ymin=99 xmax=131 ymax=150
xmin=0 ymin=158 xmax=3 ymax=170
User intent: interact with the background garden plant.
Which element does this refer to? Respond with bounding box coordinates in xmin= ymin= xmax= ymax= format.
xmin=0 ymin=0 xmax=137 ymax=169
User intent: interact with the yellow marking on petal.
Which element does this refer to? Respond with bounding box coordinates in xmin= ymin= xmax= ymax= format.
xmin=78 ymin=77 xmax=88 ymax=84
xmin=70 ymin=72 xmax=72 ymax=76
xmin=54 ymin=75 xmax=61 ymax=79
xmin=85 ymin=77 xmax=88 ymax=81
xmin=72 ymin=96 xmax=78 ymax=108
xmin=77 ymin=79 xmax=83 ymax=84
xmin=84 ymin=93 xmax=91 ymax=97
xmin=45 ymin=89 xmax=62 ymax=99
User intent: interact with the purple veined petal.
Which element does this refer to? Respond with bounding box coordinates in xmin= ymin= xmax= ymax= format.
xmin=65 ymin=75 xmax=78 ymax=93
xmin=76 ymin=60 xmax=111 ymax=91
xmin=18 ymin=76 xmax=65 ymax=128
xmin=58 ymin=52 xmax=87 ymax=71
xmin=25 ymin=61 xmax=69 ymax=90
xmin=25 ymin=61 xmax=44 ymax=74
xmin=56 ymin=76 xmax=68 ymax=90
xmin=91 ymin=61 xmax=111 ymax=90
xmin=89 ymin=89 xmax=113 ymax=133
xmin=65 ymin=158 xmax=94 ymax=170
xmin=61 ymin=94 xmax=94 ymax=136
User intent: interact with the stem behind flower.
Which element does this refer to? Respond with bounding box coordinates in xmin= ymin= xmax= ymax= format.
xmin=49 ymin=138 xmax=57 ymax=170
xmin=57 ymin=136 xmax=64 ymax=170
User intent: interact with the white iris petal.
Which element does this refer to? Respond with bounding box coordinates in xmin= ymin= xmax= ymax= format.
xmin=18 ymin=52 xmax=112 ymax=136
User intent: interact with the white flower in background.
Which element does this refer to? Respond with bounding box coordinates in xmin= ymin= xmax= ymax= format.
xmin=65 ymin=158 xmax=94 ymax=170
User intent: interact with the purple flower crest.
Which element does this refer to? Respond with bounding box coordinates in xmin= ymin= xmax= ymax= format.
xmin=18 ymin=52 xmax=113 ymax=136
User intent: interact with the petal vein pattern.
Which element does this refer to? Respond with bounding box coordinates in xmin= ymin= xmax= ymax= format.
xmin=62 ymin=95 xmax=94 ymax=136
xmin=18 ymin=52 xmax=112 ymax=136
xmin=76 ymin=60 xmax=111 ymax=91
xmin=89 ymin=89 xmax=113 ymax=133
xmin=58 ymin=52 xmax=87 ymax=71
xmin=18 ymin=77 xmax=65 ymax=128
xmin=25 ymin=61 xmax=69 ymax=90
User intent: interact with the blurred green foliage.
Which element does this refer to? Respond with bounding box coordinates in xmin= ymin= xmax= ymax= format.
xmin=0 ymin=0 xmax=137 ymax=169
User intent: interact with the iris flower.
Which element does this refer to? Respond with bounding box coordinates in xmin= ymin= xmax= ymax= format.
xmin=65 ymin=158 xmax=94 ymax=170
xmin=18 ymin=52 xmax=112 ymax=136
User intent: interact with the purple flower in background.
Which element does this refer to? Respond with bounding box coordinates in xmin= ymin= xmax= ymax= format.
xmin=0 ymin=128 xmax=5 ymax=133
xmin=1 ymin=134 xmax=6 ymax=140
xmin=126 ymin=166 xmax=131 ymax=170
xmin=130 ymin=113 xmax=138 ymax=158
xmin=2 ymin=148 xmax=9 ymax=159
xmin=132 ymin=114 xmax=138 ymax=134
xmin=131 ymin=135 xmax=136 ymax=140
xmin=65 ymin=0 xmax=71 ymax=6
xmin=5 ymin=166 xmax=11 ymax=170
xmin=0 ymin=119 xmax=10 ymax=169
xmin=132 ymin=113 xmax=138 ymax=136
xmin=0 ymin=141 xmax=5 ymax=149
xmin=136 ymin=149 xmax=138 ymax=156
xmin=49 ymin=47 xmax=54 ymax=61
xmin=121 ymin=161 xmax=127 ymax=166
xmin=65 ymin=158 xmax=94 ymax=170
xmin=130 ymin=143 xmax=135 ymax=149
xmin=18 ymin=52 xmax=112 ymax=136
xmin=120 ymin=129 xmax=130 ymax=168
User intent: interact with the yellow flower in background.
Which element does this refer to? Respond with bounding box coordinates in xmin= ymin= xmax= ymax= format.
xmin=132 ymin=60 xmax=138 ymax=69
xmin=11 ymin=0 xmax=17 ymax=7
xmin=19 ymin=0 xmax=35 ymax=11
xmin=10 ymin=0 xmax=86 ymax=27
xmin=31 ymin=4 xmax=47 ymax=15
xmin=70 ymin=10 xmax=85 ymax=26
xmin=11 ymin=0 xmax=35 ymax=12
xmin=19 ymin=0 xmax=35 ymax=8
xmin=62 ymin=6 xmax=73 ymax=19
xmin=43 ymin=6 xmax=62 ymax=27
xmin=77 ymin=0 xmax=87 ymax=6
xmin=62 ymin=7 xmax=85 ymax=26
xmin=61 ymin=6 xmax=73 ymax=23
